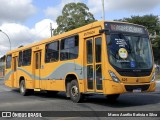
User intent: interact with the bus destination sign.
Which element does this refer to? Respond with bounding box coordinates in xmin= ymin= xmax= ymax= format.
xmin=106 ymin=23 xmax=146 ymax=34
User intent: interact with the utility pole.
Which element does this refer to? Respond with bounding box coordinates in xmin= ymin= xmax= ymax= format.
xmin=102 ymin=0 xmax=105 ymax=20
xmin=50 ymin=23 xmax=54 ymax=37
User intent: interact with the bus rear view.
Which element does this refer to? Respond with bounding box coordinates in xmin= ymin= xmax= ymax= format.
xmin=103 ymin=22 xmax=156 ymax=100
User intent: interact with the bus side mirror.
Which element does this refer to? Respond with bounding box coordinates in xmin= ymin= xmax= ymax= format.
xmin=99 ymin=29 xmax=110 ymax=35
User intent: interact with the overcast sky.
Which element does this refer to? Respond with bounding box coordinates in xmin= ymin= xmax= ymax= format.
xmin=0 ymin=0 xmax=160 ymax=57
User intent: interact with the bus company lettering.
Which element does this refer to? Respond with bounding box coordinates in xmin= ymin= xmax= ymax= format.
xmin=84 ymin=30 xmax=95 ymax=37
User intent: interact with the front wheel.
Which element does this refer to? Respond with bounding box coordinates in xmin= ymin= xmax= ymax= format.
xmin=69 ymin=80 xmax=83 ymax=103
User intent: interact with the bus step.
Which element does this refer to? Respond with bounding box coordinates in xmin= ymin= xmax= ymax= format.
xmin=83 ymin=92 xmax=103 ymax=95
xmin=34 ymin=88 xmax=41 ymax=91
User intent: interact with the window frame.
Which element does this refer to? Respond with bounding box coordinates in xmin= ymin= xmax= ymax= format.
xmin=60 ymin=35 xmax=79 ymax=61
xmin=18 ymin=51 xmax=23 ymax=67
xmin=6 ymin=54 xmax=12 ymax=69
xmin=45 ymin=40 xmax=59 ymax=63
xmin=22 ymin=49 xmax=32 ymax=66
xmin=18 ymin=49 xmax=32 ymax=67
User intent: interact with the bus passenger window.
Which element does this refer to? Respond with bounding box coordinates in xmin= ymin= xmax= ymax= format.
xmin=45 ymin=41 xmax=59 ymax=63
xmin=60 ymin=35 xmax=79 ymax=61
xmin=6 ymin=55 xmax=12 ymax=69
xmin=22 ymin=49 xmax=32 ymax=66
xmin=18 ymin=51 xmax=22 ymax=67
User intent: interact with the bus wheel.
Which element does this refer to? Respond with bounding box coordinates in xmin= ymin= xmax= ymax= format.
xmin=106 ymin=94 xmax=120 ymax=102
xmin=69 ymin=80 xmax=83 ymax=103
xmin=19 ymin=80 xmax=28 ymax=96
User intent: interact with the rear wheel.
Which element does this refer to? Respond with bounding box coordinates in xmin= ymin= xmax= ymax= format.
xmin=19 ymin=80 xmax=29 ymax=96
xmin=106 ymin=94 xmax=120 ymax=102
xmin=69 ymin=80 xmax=83 ymax=103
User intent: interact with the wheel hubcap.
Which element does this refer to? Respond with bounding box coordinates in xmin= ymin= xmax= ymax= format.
xmin=71 ymin=86 xmax=78 ymax=97
xmin=20 ymin=83 xmax=24 ymax=93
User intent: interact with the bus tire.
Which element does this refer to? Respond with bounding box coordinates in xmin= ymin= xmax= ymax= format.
xmin=19 ymin=80 xmax=28 ymax=96
xmin=106 ymin=94 xmax=120 ymax=102
xmin=69 ymin=80 xmax=83 ymax=103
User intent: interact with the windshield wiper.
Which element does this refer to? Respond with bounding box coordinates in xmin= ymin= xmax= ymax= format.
xmin=118 ymin=33 xmax=132 ymax=53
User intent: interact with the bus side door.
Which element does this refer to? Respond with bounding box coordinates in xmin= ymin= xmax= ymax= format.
xmin=34 ymin=51 xmax=41 ymax=89
xmin=12 ymin=56 xmax=18 ymax=87
xmin=85 ymin=36 xmax=103 ymax=93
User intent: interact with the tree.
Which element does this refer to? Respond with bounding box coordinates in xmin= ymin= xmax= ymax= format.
xmin=116 ymin=14 xmax=160 ymax=64
xmin=152 ymin=36 xmax=160 ymax=63
xmin=54 ymin=2 xmax=96 ymax=35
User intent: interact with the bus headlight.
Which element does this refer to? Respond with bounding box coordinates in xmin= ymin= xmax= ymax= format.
xmin=150 ymin=72 xmax=155 ymax=82
xmin=109 ymin=70 xmax=120 ymax=83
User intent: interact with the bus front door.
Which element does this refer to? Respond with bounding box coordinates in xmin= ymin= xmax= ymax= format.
xmin=85 ymin=36 xmax=103 ymax=93
xmin=34 ymin=51 xmax=41 ymax=89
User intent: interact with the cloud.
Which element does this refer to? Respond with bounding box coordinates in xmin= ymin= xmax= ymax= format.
xmin=44 ymin=7 xmax=60 ymax=21
xmin=44 ymin=0 xmax=81 ymax=20
xmin=0 ymin=0 xmax=36 ymax=24
xmin=31 ymin=19 xmax=58 ymax=41
xmin=88 ymin=0 xmax=160 ymax=15
xmin=0 ymin=19 xmax=57 ymax=57
xmin=44 ymin=0 xmax=160 ymax=21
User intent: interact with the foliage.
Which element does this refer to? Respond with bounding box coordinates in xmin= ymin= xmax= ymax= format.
xmin=152 ymin=36 xmax=160 ymax=62
xmin=54 ymin=2 xmax=96 ymax=35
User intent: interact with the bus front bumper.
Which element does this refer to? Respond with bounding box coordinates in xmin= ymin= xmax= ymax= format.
xmin=104 ymin=80 xmax=156 ymax=95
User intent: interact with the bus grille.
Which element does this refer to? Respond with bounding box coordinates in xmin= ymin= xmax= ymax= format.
xmin=125 ymin=85 xmax=150 ymax=92
xmin=119 ymin=71 xmax=151 ymax=77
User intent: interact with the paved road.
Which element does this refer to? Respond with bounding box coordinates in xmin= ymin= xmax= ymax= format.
xmin=0 ymin=79 xmax=160 ymax=120
xmin=156 ymin=81 xmax=160 ymax=92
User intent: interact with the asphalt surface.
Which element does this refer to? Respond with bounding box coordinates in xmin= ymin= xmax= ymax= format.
xmin=156 ymin=81 xmax=160 ymax=91
xmin=0 ymin=79 xmax=160 ymax=120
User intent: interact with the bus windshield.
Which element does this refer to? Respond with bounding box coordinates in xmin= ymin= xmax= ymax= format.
xmin=107 ymin=33 xmax=153 ymax=69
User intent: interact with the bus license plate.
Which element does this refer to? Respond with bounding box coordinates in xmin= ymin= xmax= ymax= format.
xmin=133 ymin=89 xmax=141 ymax=93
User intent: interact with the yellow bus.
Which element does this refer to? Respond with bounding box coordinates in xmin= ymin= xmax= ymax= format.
xmin=4 ymin=21 xmax=156 ymax=102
